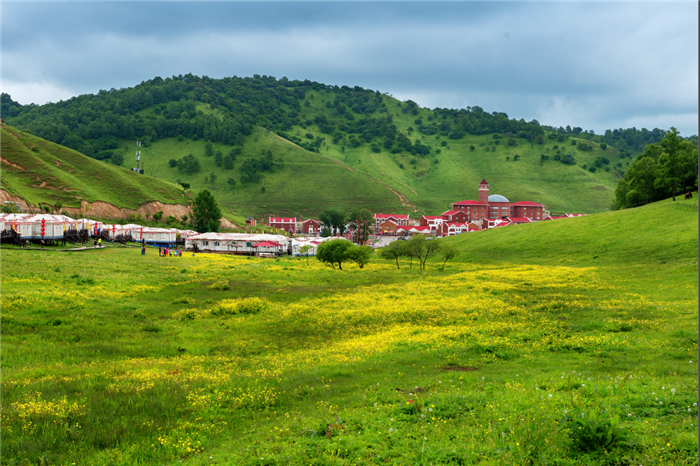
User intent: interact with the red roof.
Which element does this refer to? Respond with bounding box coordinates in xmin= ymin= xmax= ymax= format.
xmin=480 ymin=179 xmax=488 ymax=185
xmin=252 ymin=241 xmax=281 ymax=247
xmin=269 ymin=217 xmax=296 ymax=223
xmin=374 ymin=213 xmax=409 ymax=219
xmin=511 ymin=201 xmax=544 ymax=206
xmin=505 ymin=217 xmax=532 ymax=223
xmin=452 ymin=200 xmax=487 ymax=206
xmin=421 ymin=215 xmax=444 ymax=220
xmin=441 ymin=210 xmax=459 ymax=216
xmin=301 ymin=219 xmax=320 ymax=224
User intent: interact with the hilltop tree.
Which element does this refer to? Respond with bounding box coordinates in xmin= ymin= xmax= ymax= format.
xmin=191 ymin=189 xmax=221 ymax=233
xmin=625 ymin=156 xmax=657 ymax=205
xmin=655 ymin=127 xmax=683 ymax=201
xmin=153 ymin=211 xmax=164 ymax=222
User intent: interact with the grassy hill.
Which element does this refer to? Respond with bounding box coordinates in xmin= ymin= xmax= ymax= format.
xmin=0 ymin=123 xmax=189 ymax=211
xmin=1 ymin=195 xmax=696 ymax=465
xmin=4 ymin=76 xmax=631 ymax=220
xmin=446 ymin=193 xmax=699 ymax=269
xmin=113 ymin=98 xmax=622 ymax=220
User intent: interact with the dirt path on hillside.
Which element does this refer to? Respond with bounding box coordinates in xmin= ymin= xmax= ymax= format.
xmin=0 ymin=157 xmax=25 ymax=170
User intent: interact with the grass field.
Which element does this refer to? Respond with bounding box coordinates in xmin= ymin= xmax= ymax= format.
xmin=1 ymin=196 xmax=697 ymax=465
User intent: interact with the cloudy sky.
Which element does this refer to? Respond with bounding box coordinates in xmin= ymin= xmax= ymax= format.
xmin=2 ymin=1 xmax=698 ymax=136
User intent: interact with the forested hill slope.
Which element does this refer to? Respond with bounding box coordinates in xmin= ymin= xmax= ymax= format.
xmin=0 ymin=123 xmax=190 ymax=212
xmin=0 ymin=75 xmax=678 ymax=218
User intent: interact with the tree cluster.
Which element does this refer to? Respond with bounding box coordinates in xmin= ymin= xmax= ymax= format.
xmin=316 ymin=239 xmax=373 ymax=270
xmin=612 ymin=128 xmax=698 ymax=209
xmin=380 ymin=235 xmax=457 ymax=271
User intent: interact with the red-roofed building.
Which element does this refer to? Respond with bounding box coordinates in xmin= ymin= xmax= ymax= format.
xmin=378 ymin=219 xmax=400 ymax=234
xmin=511 ymin=201 xmax=545 ymax=220
xmin=449 ymin=180 xmax=548 ymax=223
xmin=441 ymin=210 xmax=470 ymax=224
xmin=301 ymin=219 xmax=321 ymax=235
xmin=419 ymin=215 xmax=446 ymax=230
xmin=374 ymin=213 xmax=409 ymax=231
xmin=269 ymin=217 xmax=296 ymax=233
xmin=451 ymin=200 xmax=487 ymax=222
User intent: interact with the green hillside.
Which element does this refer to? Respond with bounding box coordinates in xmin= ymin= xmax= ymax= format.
xmin=3 ymin=76 xmax=639 ymax=219
xmin=0 ymin=123 xmax=189 ymax=211
xmin=446 ymin=193 xmax=698 ymax=269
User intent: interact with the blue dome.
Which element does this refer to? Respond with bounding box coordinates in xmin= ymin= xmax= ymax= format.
xmin=488 ymin=194 xmax=510 ymax=203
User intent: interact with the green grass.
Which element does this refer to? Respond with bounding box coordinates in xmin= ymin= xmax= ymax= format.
xmin=0 ymin=124 xmax=189 ymax=210
xmin=1 ymin=196 xmax=696 ymax=465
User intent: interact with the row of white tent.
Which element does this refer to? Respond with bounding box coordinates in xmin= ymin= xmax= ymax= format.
xmin=184 ymin=232 xmax=346 ymax=256
xmin=0 ymin=213 xmax=348 ymax=254
xmin=0 ymin=213 xmax=198 ymax=243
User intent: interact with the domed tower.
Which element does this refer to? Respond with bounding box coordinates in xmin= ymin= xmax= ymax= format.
xmin=478 ymin=179 xmax=489 ymax=204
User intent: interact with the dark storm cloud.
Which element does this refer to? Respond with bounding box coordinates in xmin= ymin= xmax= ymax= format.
xmin=2 ymin=1 xmax=697 ymax=136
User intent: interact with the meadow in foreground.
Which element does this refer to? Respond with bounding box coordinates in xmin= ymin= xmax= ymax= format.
xmin=1 ymin=198 xmax=698 ymax=465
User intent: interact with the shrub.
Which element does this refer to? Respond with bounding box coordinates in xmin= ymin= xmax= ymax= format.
xmin=562 ymin=408 xmax=631 ymax=452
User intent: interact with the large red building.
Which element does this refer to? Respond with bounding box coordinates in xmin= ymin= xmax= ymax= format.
xmin=451 ymin=179 xmax=545 ymax=222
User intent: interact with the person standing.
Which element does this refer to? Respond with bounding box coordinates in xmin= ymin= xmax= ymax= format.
xmin=141 ymin=243 xmax=146 ymax=255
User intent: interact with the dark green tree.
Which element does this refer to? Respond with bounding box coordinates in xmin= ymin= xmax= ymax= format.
xmin=316 ymin=239 xmax=352 ymax=270
xmin=214 ymin=150 xmax=223 ymax=167
xmin=319 ymin=208 xmax=347 ymax=236
xmin=204 ymin=140 xmax=214 ymax=157
xmin=380 ymin=240 xmax=404 ymax=269
xmin=346 ymin=245 xmax=373 ymax=269
xmin=655 ymin=127 xmax=683 ymax=201
xmin=153 ymin=211 xmax=164 ymax=222
xmin=191 ymin=189 xmax=221 ymax=232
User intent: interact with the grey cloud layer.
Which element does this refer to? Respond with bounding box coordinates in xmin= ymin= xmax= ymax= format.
xmin=2 ymin=2 xmax=697 ymax=135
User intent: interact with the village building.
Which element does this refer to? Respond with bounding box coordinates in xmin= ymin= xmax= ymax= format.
xmin=419 ymin=215 xmax=446 ymax=231
xmin=268 ymin=217 xmax=296 ymax=233
xmin=245 ymin=217 xmax=256 ymax=227
xmin=300 ymin=219 xmax=322 ymax=235
xmin=374 ymin=213 xmax=409 ymax=232
xmin=451 ymin=179 xmax=546 ymax=222
xmin=186 ymin=233 xmax=290 ymax=256
xmin=377 ymin=219 xmax=400 ymax=235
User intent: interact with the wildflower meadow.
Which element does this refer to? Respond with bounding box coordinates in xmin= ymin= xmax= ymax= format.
xmin=1 ymin=197 xmax=697 ymax=465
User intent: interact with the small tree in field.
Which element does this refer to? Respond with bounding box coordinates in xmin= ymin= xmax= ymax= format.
xmin=380 ymin=240 xmax=404 ymax=269
xmin=152 ymin=211 xmax=164 ymax=222
xmin=346 ymin=245 xmax=373 ymax=269
xmin=440 ymin=244 xmax=458 ymax=271
xmin=300 ymin=244 xmax=312 ymax=265
xmin=316 ymin=239 xmax=352 ymax=270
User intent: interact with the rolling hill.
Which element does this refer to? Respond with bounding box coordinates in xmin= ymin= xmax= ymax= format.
xmin=3 ymin=75 xmax=654 ymax=219
xmin=0 ymin=123 xmax=191 ymax=215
